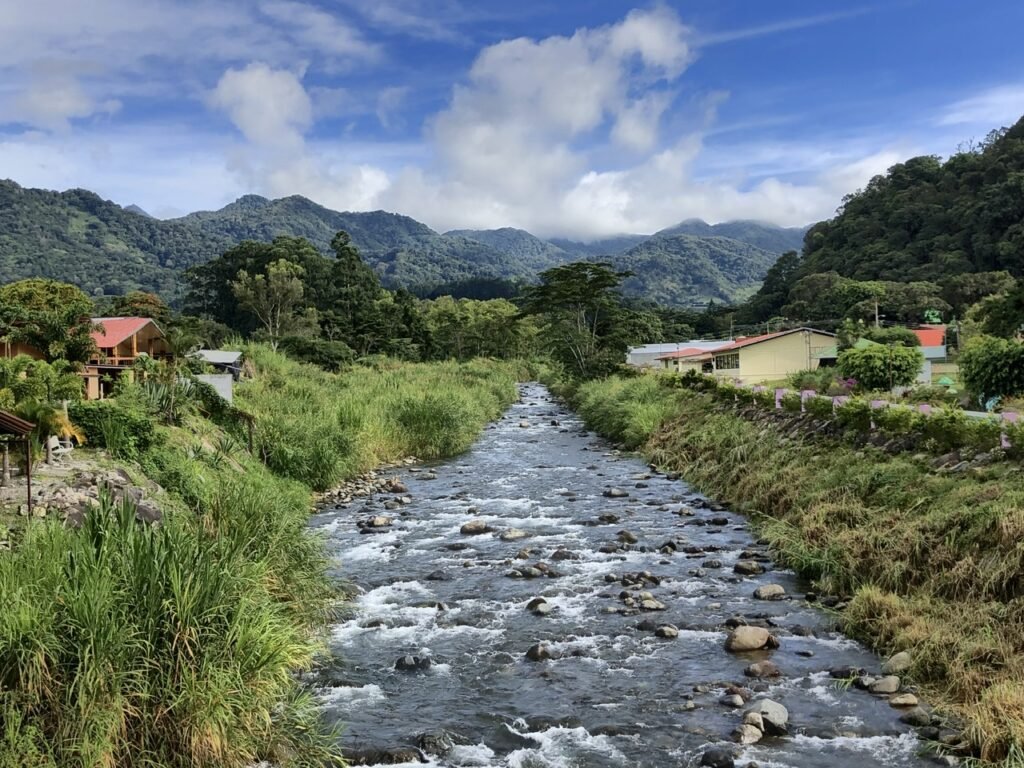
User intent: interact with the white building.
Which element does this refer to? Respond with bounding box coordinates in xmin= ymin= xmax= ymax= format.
xmin=626 ymin=340 xmax=733 ymax=369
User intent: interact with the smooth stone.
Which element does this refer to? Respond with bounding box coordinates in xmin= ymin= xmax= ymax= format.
xmin=725 ymin=626 xmax=778 ymax=652
xmin=889 ymin=693 xmax=919 ymax=707
xmin=500 ymin=528 xmax=529 ymax=541
xmin=655 ymin=624 xmax=679 ymax=639
xmin=899 ymin=707 xmax=932 ymax=727
xmin=744 ymin=661 xmax=781 ymax=678
xmin=700 ymin=748 xmax=735 ymax=768
xmin=732 ymin=723 xmax=763 ymax=745
xmin=869 ymin=675 xmax=901 ymax=694
xmin=525 ymin=643 xmax=552 ymax=662
xmin=883 ymin=651 xmax=913 ymax=675
xmin=603 ymin=488 xmax=629 ymax=498
xmin=747 ymin=699 xmax=788 ymax=735
xmin=460 ymin=520 xmax=491 ymax=535
xmin=734 ymin=561 xmax=765 ymax=576
xmin=753 ymin=584 xmax=786 ymax=600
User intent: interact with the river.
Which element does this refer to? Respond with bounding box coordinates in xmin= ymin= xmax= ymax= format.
xmin=310 ymin=383 xmax=930 ymax=767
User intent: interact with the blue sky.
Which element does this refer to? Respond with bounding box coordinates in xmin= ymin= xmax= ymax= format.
xmin=1 ymin=0 xmax=1023 ymax=238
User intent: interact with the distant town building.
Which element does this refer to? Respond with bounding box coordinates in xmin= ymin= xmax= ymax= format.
xmin=626 ymin=341 xmax=733 ymax=369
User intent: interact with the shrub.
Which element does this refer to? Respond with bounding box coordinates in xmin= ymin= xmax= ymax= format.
xmin=788 ymin=368 xmax=835 ymax=393
xmin=279 ymin=336 xmax=355 ymax=372
xmin=781 ymin=392 xmax=803 ymax=413
xmin=836 ymin=398 xmax=874 ymax=431
xmin=68 ymin=400 xmax=159 ymax=458
xmin=805 ymin=395 xmax=837 ymax=420
xmin=874 ymin=405 xmax=919 ymax=435
xmin=837 ymin=345 xmax=924 ymax=391
xmin=959 ymin=335 xmax=1024 ymax=402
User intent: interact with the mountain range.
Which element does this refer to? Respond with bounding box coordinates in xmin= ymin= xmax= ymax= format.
xmin=0 ymin=178 xmax=807 ymax=306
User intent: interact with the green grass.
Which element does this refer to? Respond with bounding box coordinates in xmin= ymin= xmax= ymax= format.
xmin=0 ymin=346 xmax=522 ymax=767
xmin=570 ymin=374 xmax=1024 ymax=764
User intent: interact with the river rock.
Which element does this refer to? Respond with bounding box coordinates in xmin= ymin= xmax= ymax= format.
xmin=889 ymin=693 xmax=918 ymax=707
xmin=753 ymin=584 xmax=786 ymax=600
xmin=869 ymin=675 xmax=901 ymax=694
xmin=640 ymin=598 xmax=667 ymax=611
xmin=899 ymin=706 xmax=932 ymax=727
xmin=420 ymin=472 xmax=438 ymax=480
xmin=603 ymin=488 xmax=629 ymax=498
xmin=617 ymin=530 xmax=639 ymax=544
xmin=519 ymin=421 xmax=530 ymax=428
xmin=744 ymin=660 xmax=781 ymax=678
xmin=699 ymin=748 xmax=735 ymax=768
xmin=526 ymin=597 xmax=552 ymax=616
xmin=732 ymin=723 xmax=763 ymax=745
xmin=720 ymin=694 xmax=745 ymax=708
xmin=344 ymin=747 xmax=427 ymax=765
xmin=734 ymin=561 xmax=765 ymax=576
xmin=460 ymin=520 xmax=491 ymax=535
xmin=655 ymin=624 xmax=679 ymax=638
xmin=364 ymin=515 xmax=393 ymax=528
xmin=724 ymin=626 xmax=778 ymax=652
xmin=416 ymin=730 xmax=455 ymax=756
xmin=500 ymin=528 xmax=529 ymax=541
xmin=883 ymin=651 xmax=913 ymax=674
xmin=743 ymin=711 xmax=765 ymax=731
xmin=747 ymin=699 xmax=788 ymax=735
xmin=702 ymin=559 xmax=723 ymax=569
xmin=551 ymin=548 xmax=578 ymax=561
xmin=526 ymin=643 xmax=552 ymax=662
xmin=394 ymin=655 xmax=432 ymax=672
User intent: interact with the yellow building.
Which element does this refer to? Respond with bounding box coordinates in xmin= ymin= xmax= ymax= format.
xmin=710 ymin=328 xmax=836 ymax=382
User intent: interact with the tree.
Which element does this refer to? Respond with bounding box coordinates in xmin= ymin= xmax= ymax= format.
xmin=837 ymin=345 xmax=924 ymax=391
xmin=108 ymin=291 xmax=171 ymax=324
xmin=231 ymin=259 xmax=310 ymax=349
xmin=737 ymin=250 xmax=802 ymax=323
xmin=972 ymin=279 xmax=1024 ymax=338
xmin=959 ymin=335 xmax=1024 ymax=401
xmin=520 ymin=262 xmax=642 ymax=379
xmin=0 ymin=279 xmax=97 ymax=363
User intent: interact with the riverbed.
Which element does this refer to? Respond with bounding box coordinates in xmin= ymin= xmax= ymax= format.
xmin=311 ymin=383 xmax=930 ymax=767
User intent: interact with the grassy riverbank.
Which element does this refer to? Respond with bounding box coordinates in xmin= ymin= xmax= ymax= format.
xmin=0 ymin=349 xmax=520 ymax=767
xmin=566 ymin=373 xmax=1024 ymax=764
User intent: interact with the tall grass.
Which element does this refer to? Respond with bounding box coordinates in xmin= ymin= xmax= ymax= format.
xmin=237 ymin=346 xmax=521 ymax=489
xmin=0 ymin=346 xmax=522 ymax=766
xmin=571 ymin=374 xmax=1024 ymax=764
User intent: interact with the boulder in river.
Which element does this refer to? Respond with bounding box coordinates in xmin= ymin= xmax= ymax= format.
xmin=526 ymin=597 xmax=552 ymax=616
xmin=500 ymin=528 xmax=529 ymax=541
xmin=724 ymin=626 xmax=778 ymax=652
xmin=394 ymin=655 xmax=432 ymax=673
xmin=655 ymin=624 xmax=679 ymax=639
xmin=460 ymin=520 xmax=491 ymax=535
xmin=869 ymin=675 xmax=901 ymax=694
xmin=753 ymin=584 xmax=786 ymax=600
xmin=733 ymin=560 xmax=765 ymax=576
xmin=889 ymin=693 xmax=918 ymax=707
xmin=525 ymin=643 xmax=553 ymax=662
xmin=603 ymin=488 xmax=629 ymax=498
xmin=617 ymin=530 xmax=639 ymax=544
xmin=732 ymin=723 xmax=763 ymax=745
xmin=744 ymin=660 xmax=781 ymax=678
xmin=746 ymin=699 xmax=788 ymax=735
xmin=699 ymin=747 xmax=735 ymax=768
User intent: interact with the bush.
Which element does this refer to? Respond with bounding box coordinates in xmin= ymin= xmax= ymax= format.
xmin=781 ymin=392 xmax=803 ymax=413
xmin=959 ymin=335 xmax=1024 ymax=402
xmin=836 ymin=398 xmax=874 ymax=431
xmin=837 ymin=345 xmax=924 ymax=391
xmin=874 ymin=405 xmax=919 ymax=435
xmin=68 ymin=400 xmax=159 ymax=458
xmin=805 ymin=395 xmax=837 ymax=420
xmin=788 ymin=368 xmax=835 ymax=393
xmin=278 ymin=336 xmax=355 ymax=372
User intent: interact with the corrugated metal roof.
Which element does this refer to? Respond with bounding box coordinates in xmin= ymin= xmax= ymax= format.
xmin=191 ymin=350 xmax=243 ymax=365
xmin=913 ymin=326 xmax=946 ymax=347
xmin=91 ymin=317 xmax=160 ymax=348
xmin=0 ymin=410 xmax=34 ymax=436
xmin=714 ymin=327 xmax=835 ymax=353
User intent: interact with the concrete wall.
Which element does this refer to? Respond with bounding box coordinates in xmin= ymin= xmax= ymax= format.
xmin=196 ymin=373 xmax=234 ymax=404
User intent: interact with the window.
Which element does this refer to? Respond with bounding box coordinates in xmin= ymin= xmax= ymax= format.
xmin=716 ymin=353 xmax=739 ymax=370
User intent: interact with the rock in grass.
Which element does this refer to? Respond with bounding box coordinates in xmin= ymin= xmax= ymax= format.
xmin=899 ymin=707 xmax=931 ymax=727
xmin=724 ymin=626 xmax=778 ymax=652
xmin=889 ymin=693 xmax=919 ymax=707
xmin=883 ymin=651 xmax=913 ymax=674
xmin=753 ymin=584 xmax=786 ymax=600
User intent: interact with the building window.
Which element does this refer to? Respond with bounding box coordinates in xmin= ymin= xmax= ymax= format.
xmin=716 ymin=353 xmax=739 ymax=370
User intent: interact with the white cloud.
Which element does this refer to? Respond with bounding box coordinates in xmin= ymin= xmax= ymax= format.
xmin=210 ymin=63 xmax=313 ymax=148
xmin=938 ymin=84 xmax=1024 ymax=127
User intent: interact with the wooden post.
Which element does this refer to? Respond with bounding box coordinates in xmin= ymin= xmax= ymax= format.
xmin=24 ymin=439 xmax=31 ymax=515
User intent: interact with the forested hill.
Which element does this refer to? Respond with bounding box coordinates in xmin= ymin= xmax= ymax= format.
xmin=802 ymin=117 xmax=1024 ymax=282
xmin=0 ymin=180 xmax=230 ymax=297
xmin=654 ymin=219 xmax=807 ymax=255
xmin=613 ymin=234 xmax=779 ymax=306
xmin=0 ymin=178 xmax=795 ymax=305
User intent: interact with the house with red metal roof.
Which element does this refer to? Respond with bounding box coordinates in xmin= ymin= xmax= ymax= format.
xmin=85 ymin=317 xmax=169 ymax=399
xmin=658 ymin=327 xmax=836 ymax=382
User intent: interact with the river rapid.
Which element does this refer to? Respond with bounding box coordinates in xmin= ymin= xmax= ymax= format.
xmin=311 ymin=383 xmax=931 ymax=768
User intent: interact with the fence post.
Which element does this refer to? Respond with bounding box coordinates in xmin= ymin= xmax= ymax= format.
xmin=775 ymin=388 xmax=786 ymax=410
xmin=800 ymin=389 xmax=816 ymax=413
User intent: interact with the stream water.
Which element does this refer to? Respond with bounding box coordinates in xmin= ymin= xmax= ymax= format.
xmin=311 ymin=383 xmax=930 ymax=767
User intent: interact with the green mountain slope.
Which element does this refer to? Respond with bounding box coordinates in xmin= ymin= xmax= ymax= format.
xmin=0 ymin=180 xmax=230 ymax=298
xmin=801 ymin=116 xmax=1024 ymax=281
xmin=547 ymin=234 xmax=648 ymax=258
xmin=654 ymin=218 xmax=807 ymax=254
xmin=613 ymin=234 xmax=778 ymax=306
xmin=444 ymin=227 xmax=568 ymax=271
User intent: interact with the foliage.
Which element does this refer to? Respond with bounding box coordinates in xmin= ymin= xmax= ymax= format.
xmin=278 ymin=335 xmax=355 ymax=371
xmin=837 ymin=344 xmax=924 ymax=390
xmin=787 ymin=367 xmax=837 ymax=393
xmin=104 ymin=291 xmax=171 ymax=324
xmin=521 ymin=261 xmax=657 ymax=380
xmin=231 ymin=258 xmax=311 ymax=348
xmin=0 ymin=279 xmax=97 ymax=363
xmin=0 ymin=356 xmax=83 ymax=406
xmin=782 ymin=272 xmax=950 ymax=324
xmin=613 ymin=234 xmax=778 ymax=305
xmin=959 ymin=335 xmax=1024 ymax=401
xmin=67 ymin=400 xmax=159 ymax=458
xmin=972 ymin=279 xmax=1024 ymax=338
xmin=422 ymin=296 xmax=537 ymax=361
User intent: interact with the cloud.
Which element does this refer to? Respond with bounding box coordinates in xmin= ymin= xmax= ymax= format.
xmin=210 ymin=63 xmax=313 ymax=148
xmin=696 ymin=7 xmax=873 ymax=46
xmin=14 ymin=74 xmax=121 ymax=131
xmin=376 ymin=86 xmax=410 ymax=129
xmin=938 ymin=84 xmax=1024 ymax=127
